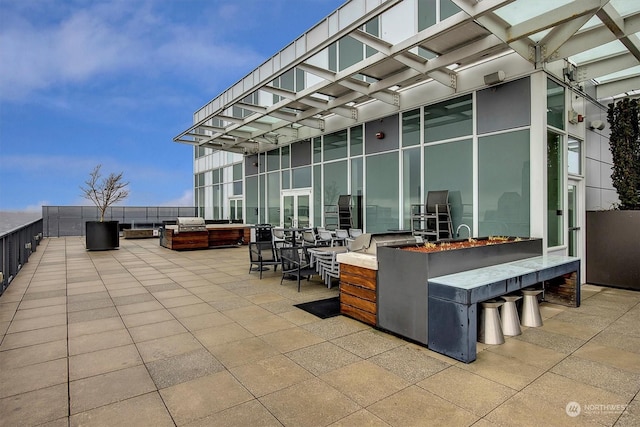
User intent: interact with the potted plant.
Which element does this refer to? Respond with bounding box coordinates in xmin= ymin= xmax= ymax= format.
xmin=586 ymin=98 xmax=640 ymax=290
xmin=80 ymin=164 xmax=129 ymax=250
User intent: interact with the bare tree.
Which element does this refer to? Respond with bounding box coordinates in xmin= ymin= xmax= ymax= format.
xmin=80 ymin=164 xmax=129 ymax=221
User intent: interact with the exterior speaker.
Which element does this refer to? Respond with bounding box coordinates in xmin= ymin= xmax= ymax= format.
xmin=484 ymin=70 xmax=506 ymax=85
xmin=590 ymin=120 xmax=605 ymax=130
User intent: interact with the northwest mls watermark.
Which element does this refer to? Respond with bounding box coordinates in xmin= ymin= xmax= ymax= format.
xmin=566 ymin=401 xmax=628 ymax=417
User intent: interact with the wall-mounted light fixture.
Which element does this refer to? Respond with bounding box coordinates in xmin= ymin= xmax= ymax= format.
xmin=484 ymin=70 xmax=505 ymax=86
xmin=590 ymin=120 xmax=605 ymax=130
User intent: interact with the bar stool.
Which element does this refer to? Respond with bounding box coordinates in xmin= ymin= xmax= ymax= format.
xmin=478 ymin=300 xmax=505 ymax=345
xmin=520 ymin=289 xmax=544 ymax=327
xmin=500 ymin=295 xmax=522 ymax=336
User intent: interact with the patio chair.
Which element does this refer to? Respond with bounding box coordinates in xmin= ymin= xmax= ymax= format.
xmin=411 ymin=190 xmax=452 ymax=240
xmin=272 ymin=227 xmax=292 ymax=255
xmin=279 ymin=246 xmax=317 ymax=292
xmin=331 ymin=229 xmax=350 ymax=246
xmin=248 ymin=241 xmax=279 ymax=279
xmin=348 ymin=228 xmax=363 ymax=238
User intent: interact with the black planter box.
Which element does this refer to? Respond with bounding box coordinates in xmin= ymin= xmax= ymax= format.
xmin=376 ymin=238 xmax=543 ymax=345
xmin=86 ymin=221 xmax=120 ymax=250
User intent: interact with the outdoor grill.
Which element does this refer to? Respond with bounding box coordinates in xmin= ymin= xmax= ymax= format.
xmin=175 ymin=217 xmax=207 ymax=233
xmin=349 ymin=231 xmax=417 ymax=256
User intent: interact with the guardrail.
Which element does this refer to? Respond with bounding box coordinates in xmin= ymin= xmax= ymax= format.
xmin=0 ymin=218 xmax=43 ymax=295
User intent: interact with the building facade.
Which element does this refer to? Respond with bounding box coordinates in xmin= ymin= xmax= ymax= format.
xmin=177 ymin=0 xmax=640 ymax=282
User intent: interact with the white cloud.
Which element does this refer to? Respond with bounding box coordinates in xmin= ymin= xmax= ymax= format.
xmin=161 ymin=189 xmax=193 ymax=207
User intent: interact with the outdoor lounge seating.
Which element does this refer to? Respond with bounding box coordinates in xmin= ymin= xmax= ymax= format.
xmin=279 ymin=246 xmax=317 ymax=292
xmin=248 ymin=241 xmax=279 ymax=279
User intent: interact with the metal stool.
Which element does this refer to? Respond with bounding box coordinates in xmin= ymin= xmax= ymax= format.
xmin=520 ymin=289 xmax=544 ymax=327
xmin=500 ymin=295 xmax=522 ymax=336
xmin=478 ymin=300 xmax=505 ymax=345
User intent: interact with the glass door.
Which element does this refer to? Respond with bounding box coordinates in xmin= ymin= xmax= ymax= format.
xmin=281 ymin=189 xmax=312 ymax=228
xmin=228 ymin=198 xmax=242 ymax=222
xmin=567 ymin=180 xmax=580 ymax=257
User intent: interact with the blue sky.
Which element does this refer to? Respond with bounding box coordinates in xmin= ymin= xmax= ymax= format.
xmin=0 ymin=0 xmax=345 ymax=211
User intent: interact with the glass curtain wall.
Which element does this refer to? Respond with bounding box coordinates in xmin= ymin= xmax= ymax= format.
xmin=547 ymin=132 xmax=563 ymax=247
xmin=366 ymin=152 xmax=399 ymax=232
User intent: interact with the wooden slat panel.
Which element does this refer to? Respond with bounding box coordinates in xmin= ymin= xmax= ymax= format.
xmin=340 ymin=282 xmax=376 ymax=303
xmin=341 ymin=263 xmax=377 ymax=280
xmin=341 ymin=293 xmax=376 ymax=314
xmin=340 ymin=269 xmax=377 ymax=290
xmin=340 ymin=303 xmax=376 ymax=326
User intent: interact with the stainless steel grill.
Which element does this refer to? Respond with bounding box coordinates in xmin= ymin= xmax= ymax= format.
xmin=176 ymin=217 xmax=207 ymax=233
xmin=350 ymin=232 xmax=417 ymax=256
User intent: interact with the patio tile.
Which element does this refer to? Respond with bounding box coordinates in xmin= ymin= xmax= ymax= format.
xmin=128 ymin=319 xmax=188 ymax=342
xmin=117 ymin=300 xmax=166 ymax=316
xmin=178 ymin=311 xmax=234 ymax=331
xmin=107 ymin=287 xmax=148 ymax=297
xmin=591 ymin=330 xmax=640 ymax=354
xmin=615 ymin=399 xmax=640 ymax=427
xmin=241 ymin=314 xmax=296 ymax=336
xmin=329 ymin=409 xmax=391 ymax=426
xmin=136 ymin=332 xmax=204 ymax=363
xmin=69 ymin=344 xmax=143 ymax=380
xmin=368 ymin=385 xmax=478 ymax=426
xmin=67 ymin=298 xmax=114 ymax=313
xmin=207 ymin=337 xmax=280 ymax=368
xmin=287 ymin=341 xmax=362 ymax=376
xmin=69 ymin=365 xmax=156 ymax=415
xmin=160 ymin=295 xmax=203 ymax=308
xmin=321 ymin=360 xmax=409 ymax=406
xmin=168 ymin=302 xmax=218 ymax=319
xmin=485 ymin=337 xmax=567 ymax=370
xmin=17 ymin=296 xmax=66 ymax=310
xmin=538 ymin=317 xmax=602 ymax=340
xmin=193 ymin=323 xmax=254 ymax=348
xmin=7 ymin=313 xmax=67 ymax=334
xmin=68 ymin=316 xmax=126 ymax=338
xmin=69 ymin=392 xmax=174 ymax=427
xmin=67 ymin=306 xmax=120 ymax=324
xmin=112 ymin=293 xmax=156 ymax=306
xmin=183 ymin=400 xmax=282 ymax=427
xmin=260 ymin=326 xmax=325 ymax=353
xmin=0 ymin=339 xmax=67 ymax=370
xmin=230 ymin=354 xmax=314 ymax=397
xmin=259 ymin=378 xmax=360 ymax=427
xmin=146 ymin=348 xmax=225 ymax=389
xmin=514 ymin=327 xmax=586 ymax=354
xmin=331 ymin=329 xmax=404 ymax=359
xmin=69 ymin=328 xmax=133 ymax=356
xmin=160 ymin=371 xmax=254 ymax=425
xmin=0 ymin=384 xmax=68 ymax=427
xmin=457 ymin=350 xmax=546 ymax=391
xmin=574 ymin=341 xmax=640 ymax=373
xmin=0 ymin=325 xmax=67 ymax=351
xmin=418 ymin=366 xmax=516 ymax=417
xmin=13 ymin=304 xmax=66 ymax=320
xmin=0 ymin=358 xmax=68 ymax=398
xmin=367 ymin=344 xmax=450 ymax=383
xmin=121 ymin=308 xmax=174 ymax=328
xmin=550 ymin=355 xmax=640 ymax=399
xmin=302 ymin=315 xmax=370 ymax=340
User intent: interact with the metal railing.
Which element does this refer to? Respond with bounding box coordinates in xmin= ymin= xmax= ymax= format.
xmin=0 ymin=218 xmax=43 ymax=295
xmin=42 ymin=206 xmax=198 ymax=237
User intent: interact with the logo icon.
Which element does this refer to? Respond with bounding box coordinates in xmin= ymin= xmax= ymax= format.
xmin=566 ymin=401 xmax=581 ymax=417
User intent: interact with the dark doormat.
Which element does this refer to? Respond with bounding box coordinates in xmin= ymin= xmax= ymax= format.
xmin=294 ymin=297 xmax=340 ymax=319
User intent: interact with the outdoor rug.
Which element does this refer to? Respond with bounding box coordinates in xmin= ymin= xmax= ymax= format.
xmin=294 ymin=297 xmax=341 ymax=319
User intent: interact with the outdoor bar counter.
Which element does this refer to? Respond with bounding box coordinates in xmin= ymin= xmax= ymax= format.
xmin=337 ymin=236 xmax=581 ymax=363
xmin=161 ymin=224 xmax=250 ymax=250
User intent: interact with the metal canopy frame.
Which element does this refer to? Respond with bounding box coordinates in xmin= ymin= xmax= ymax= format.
xmin=174 ymin=0 xmax=640 ymax=154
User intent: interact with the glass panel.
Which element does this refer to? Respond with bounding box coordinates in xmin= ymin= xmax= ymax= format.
xmin=314 ymin=165 xmax=322 ymax=227
xmin=298 ymin=195 xmax=310 ymax=228
xmin=402 ymin=109 xmax=421 ymax=147
xmin=441 ymin=0 xmax=461 ymax=20
xmin=425 ymin=139 xmax=473 ymax=234
xmin=351 ymin=157 xmax=363 ymax=229
xmin=418 ymin=0 xmax=436 ymax=31
xmin=324 ymin=129 xmax=348 ymax=161
xmin=425 ymin=94 xmax=472 ymax=143
xmin=324 ymin=161 xmax=348 ymax=207
xmin=267 ymin=149 xmax=279 ymax=172
xmin=568 ymin=184 xmax=577 ymax=256
xmin=233 ymin=163 xmax=242 ymax=181
xmin=282 ymin=170 xmax=290 ymax=189
xmin=237 ymin=200 xmax=243 ymax=221
xmin=281 ymin=146 xmax=290 ymax=169
xmin=283 ymin=195 xmax=294 ymax=228
xmin=233 ymin=181 xmax=242 ymax=195
xmin=246 ymin=176 xmax=258 ymax=224
xmin=339 ymin=35 xmax=363 ymax=71
xmin=292 ymin=166 xmax=311 ymax=188
xmin=259 ymin=153 xmax=266 ymax=173
xmin=403 ymin=148 xmax=422 ymax=229
xmin=547 ymin=132 xmax=563 ymax=247
xmin=350 ymin=125 xmax=363 ymax=156
xmin=212 ymin=185 xmax=221 ymax=219
xmin=478 ymin=130 xmax=530 ymax=237
xmin=230 ymin=200 xmax=236 ymax=221
xmin=366 ymin=152 xmax=399 ymax=232
xmin=568 ymin=137 xmax=581 ymax=175
xmin=267 ymin=172 xmax=280 ymax=225
xmin=259 ymin=174 xmax=265 ymax=223
xmin=547 ymin=79 xmax=565 ymax=130
xmin=313 ymin=137 xmax=322 ymax=163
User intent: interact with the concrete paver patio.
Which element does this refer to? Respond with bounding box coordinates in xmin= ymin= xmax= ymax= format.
xmin=0 ymin=237 xmax=638 ymax=426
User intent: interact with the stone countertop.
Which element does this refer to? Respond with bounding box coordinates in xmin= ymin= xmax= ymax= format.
xmin=336 ymin=251 xmax=378 ymax=270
